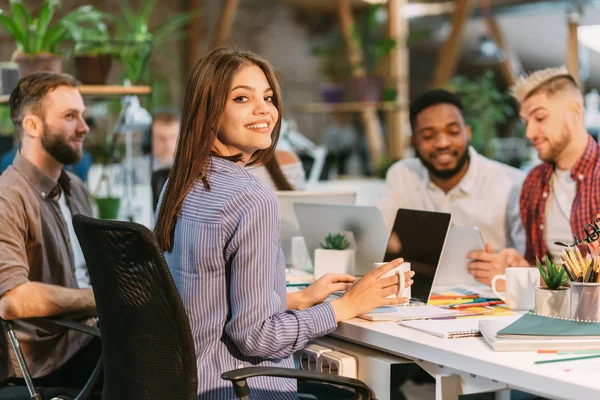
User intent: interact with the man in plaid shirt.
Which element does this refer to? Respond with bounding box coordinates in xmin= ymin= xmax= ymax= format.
xmin=468 ymin=66 xmax=600 ymax=286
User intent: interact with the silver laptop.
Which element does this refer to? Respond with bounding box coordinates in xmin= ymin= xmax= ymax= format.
xmin=277 ymin=191 xmax=356 ymax=264
xmin=294 ymin=203 xmax=388 ymax=276
xmin=382 ymin=208 xmax=452 ymax=303
xmin=434 ymin=226 xmax=493 ymax=295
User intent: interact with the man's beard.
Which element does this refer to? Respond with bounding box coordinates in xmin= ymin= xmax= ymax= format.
xmin=416 ymin=146 xmax=470 ymax=180
xmin=41 ymin=123 xmax=82 ymax=165
xmin=538 ymin=129 xmax=571 ymax=163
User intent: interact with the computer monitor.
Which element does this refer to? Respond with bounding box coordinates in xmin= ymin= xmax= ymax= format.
xmin=294 ymin=203 xmax=388 ymax=275
xmin=383 ymin=208 xmax=452 ymax=303
xmin=277 ymin=191 xmax=356 ymax=264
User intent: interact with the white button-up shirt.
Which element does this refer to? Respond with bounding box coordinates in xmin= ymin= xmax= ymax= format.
xmin=376 ymin=147 xmax=525 ymax=253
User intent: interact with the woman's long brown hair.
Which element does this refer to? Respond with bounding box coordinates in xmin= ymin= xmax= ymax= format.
xmin=154 ymin=47 xmax=283 ymax=252
xmin=265 ymin=157 xmax=294 ymax=191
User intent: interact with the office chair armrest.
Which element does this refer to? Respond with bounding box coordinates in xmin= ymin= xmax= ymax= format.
xmin=1 ymin=317 xmax=101 ymax=400
xmin=34 ymin=317 xmax=100 ymax=338
xmin=222 ymin=367 xmax=372 ymax=400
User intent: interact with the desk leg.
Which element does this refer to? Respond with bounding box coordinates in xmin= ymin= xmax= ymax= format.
xmin=435 ymin=375 xmax=462 ymax=400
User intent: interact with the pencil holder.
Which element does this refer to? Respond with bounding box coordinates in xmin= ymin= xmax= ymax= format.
xmin=570 ymin=282 xmax=600 ymax=321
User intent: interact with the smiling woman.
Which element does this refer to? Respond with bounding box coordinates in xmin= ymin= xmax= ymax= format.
xmin=153 ymin=47 xmax=410 ymax=399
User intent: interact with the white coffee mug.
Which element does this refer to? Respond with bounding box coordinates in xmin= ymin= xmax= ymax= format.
xmin=491 ymin=267 xmax=540 ymax=310
xmin=373 ymin=262 xmax=411 ymax=299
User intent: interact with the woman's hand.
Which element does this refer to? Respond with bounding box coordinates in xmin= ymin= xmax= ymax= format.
xmin=329 ymin=258 xmax=415 ymax=322
xmin=287 ymin=273 xmax=356 ymax=310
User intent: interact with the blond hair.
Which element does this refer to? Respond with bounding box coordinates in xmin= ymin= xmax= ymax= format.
xmin=512 ymin=66 xmax=578 ymax=103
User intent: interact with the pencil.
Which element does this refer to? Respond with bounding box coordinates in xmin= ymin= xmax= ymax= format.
xmin=534 ymin=354 xmax=600 ymax=365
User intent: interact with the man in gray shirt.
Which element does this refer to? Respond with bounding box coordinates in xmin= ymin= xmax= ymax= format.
xmin=0 ymin=73 xmax=98 ymax=388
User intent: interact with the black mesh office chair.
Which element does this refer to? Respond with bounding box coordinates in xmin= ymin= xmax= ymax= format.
xmin=0 ymin=317 xmax=102 ymax=400
xmin=71 ymin=214 xmax=376 ymax=400
xmin=72 ymin=214 xmax=197 ymax=400
xmin=151 ymin=167 xmax=170 ymax=212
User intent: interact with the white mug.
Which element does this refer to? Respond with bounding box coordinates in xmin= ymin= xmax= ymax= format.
xmin=491 ymin=267 xmax=540 ymax=310
xmin=373 ymin=262 xmax=411 ymax=299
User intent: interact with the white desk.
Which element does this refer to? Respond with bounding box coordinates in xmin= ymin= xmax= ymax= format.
xmin=332 ymin=318 xmax=600 ymax=400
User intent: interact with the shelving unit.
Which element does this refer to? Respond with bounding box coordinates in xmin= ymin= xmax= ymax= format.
xmin=291 ymin=101 xmax=407 ymax=113
xmin=0 ymin=85 xmax=152 ymax=103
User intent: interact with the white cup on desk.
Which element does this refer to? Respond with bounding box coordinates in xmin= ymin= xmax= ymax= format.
xmin=373 ymin=262 xmax=411 ymax=299
xmin=491 ymin=267 xmax=540 ymax=310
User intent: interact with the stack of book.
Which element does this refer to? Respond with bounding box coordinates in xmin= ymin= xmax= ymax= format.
xmin=480 ymin=313 xmax=600 ymax=352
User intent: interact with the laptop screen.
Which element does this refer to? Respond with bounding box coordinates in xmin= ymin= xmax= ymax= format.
xmin=383 ymin=208 xmax=452 ymax=303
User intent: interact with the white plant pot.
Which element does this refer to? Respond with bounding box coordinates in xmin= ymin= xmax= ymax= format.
xmin=314 ymin=249 xmax=356 ymax=280
xmin=535 ymin=287 xmax=570 ymax=318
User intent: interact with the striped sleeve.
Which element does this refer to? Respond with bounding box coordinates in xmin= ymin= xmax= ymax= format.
xmin=222 ymin=184 xmax=337 ymax=359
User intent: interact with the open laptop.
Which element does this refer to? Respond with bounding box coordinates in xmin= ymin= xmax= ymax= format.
xmin=383 ymin=208 xmax=452 ymax=304
xmin=294 ymin=203 xmax=388 ymax=275
xmin=277 ymin=191 xmax=356 ymax=264
xmin=434 ymin=226 xmax=495 ymax=297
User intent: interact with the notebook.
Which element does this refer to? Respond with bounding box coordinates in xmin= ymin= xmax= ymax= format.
xmin=399 ymin=318 xmax=482 ymax=338
xmin=498 ymin=313 xmax=600 ymax=339
xmin=480 ymin=318 xmax=600 ymax=352
xmin=359 ymin=305 xmax=458 ymax=321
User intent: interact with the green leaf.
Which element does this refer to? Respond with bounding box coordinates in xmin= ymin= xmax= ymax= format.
xmin=153 ymin=13 xmax=194 ymax=45
xmin=139 ymin=0 xmax=158 ymax=31
xmin=35 ymin=0 xmax=57 ymax=54
xmin=9 ymin=0 xmax=34 ymax=30
xmin=536 ymin=258 xmax=550 ymax=287
xmin=0 ymin=10 xmax=26 ymax=52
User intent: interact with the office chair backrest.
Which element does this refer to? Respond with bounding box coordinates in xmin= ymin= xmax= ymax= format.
xmin=72 ymin=214 xmax=197 ymax=400
xmin=151 ymin=167 xmax=171 ymax=212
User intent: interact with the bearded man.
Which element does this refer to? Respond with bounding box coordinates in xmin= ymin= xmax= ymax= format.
xmin=467 ymin=67 xmax=600 ymax=285
xmin=0 ymin=72 xmax=100 ymax=389
xmin=377 ymin=89 xmax=525 ymax=261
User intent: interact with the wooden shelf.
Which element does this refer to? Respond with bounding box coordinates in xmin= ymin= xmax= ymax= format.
xmin=290 ymin=101 xmax=406 ymax=113
xmin=0 ymin=85 xmax=152 ymax=104
xmin=78 ymin=85 xmax=152 ymax=96
xmin=282 ymin=0 xmax=386 ymax=11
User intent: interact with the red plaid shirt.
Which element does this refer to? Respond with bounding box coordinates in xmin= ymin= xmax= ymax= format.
xmin=520 ymin=136 xmax=600 ymax=264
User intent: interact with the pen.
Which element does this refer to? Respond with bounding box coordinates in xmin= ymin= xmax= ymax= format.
xmin=449 ymin=301 xmax=504 ymax=309
xmin=534 ymin=354 xmax=600 ymax=365
xmin=430 ymin=295 xmax=479 ymax=300
xmin=537 ymin=350 xmax=600 ymax=355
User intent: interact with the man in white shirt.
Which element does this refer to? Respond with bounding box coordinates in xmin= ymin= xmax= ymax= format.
xmin=377 ymin=89 xmax=525 ymax=253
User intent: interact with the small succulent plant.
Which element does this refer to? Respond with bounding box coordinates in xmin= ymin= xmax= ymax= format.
xmin=536 ymin=256 xmax=568 ymax=290
xmin=320 ymin=233 xmax=350 ymax=250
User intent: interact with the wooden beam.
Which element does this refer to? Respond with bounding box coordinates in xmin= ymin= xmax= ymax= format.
xmin=485 ymin=16 xmax=524 ymax=87
xmin=187 ymin=0 xmax=203 ymax=71
xmin=567 ymin=11 xmax=581 ymax=87
xmin=386 ymin=0 xmax=408 ymax=159
xmin=336 ymin=0 xmax=384 ymax=167
xmin=432 ymin=0 xmax=472 ymax=88
xmin=210 ymin=0 xmax=240 ymax=49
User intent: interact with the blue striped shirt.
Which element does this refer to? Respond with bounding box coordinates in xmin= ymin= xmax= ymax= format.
xmin=161 ymin=156 xmax=337 ymax=399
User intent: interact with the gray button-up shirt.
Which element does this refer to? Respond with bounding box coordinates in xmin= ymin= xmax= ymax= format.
xmin=0 ymin=151 xmax=94 ymax=382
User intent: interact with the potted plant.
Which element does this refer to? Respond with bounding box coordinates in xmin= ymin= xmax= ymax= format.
xmin=0 ymin=106 xmax=16 ymax=159
xmin=86 ymin=128 xmax=124 ymax=220
xmin=313 ymin=233 xmax=355 ymax=279
xmin=68 ymin=14 xmax=114 ymax=85
xmin=114 ymin=0 xmax=196 ymax=84
xmin=535 ymin=256 xmax=570 ymax=318
xmin=446 ymin=72 xmax=516 ymax=159
xmin=352 ymin=5 xmax=396 ymax=102
xmin=0 ymin=0 xmax=105 ymax=77
xmin=311 ymin=31 xmax=349 ymax=103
